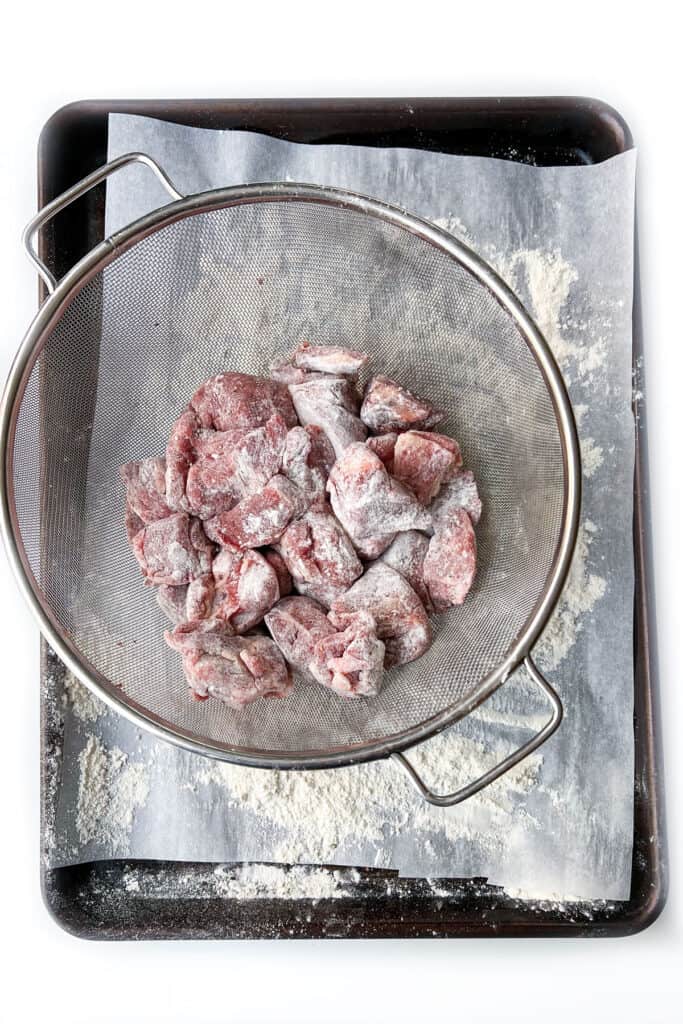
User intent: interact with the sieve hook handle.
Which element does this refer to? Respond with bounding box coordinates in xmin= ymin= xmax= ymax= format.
xmin=391 ymin=655 xmax=563 ymax=807
xmin=22 ymin=152 xmax=184 ymax=295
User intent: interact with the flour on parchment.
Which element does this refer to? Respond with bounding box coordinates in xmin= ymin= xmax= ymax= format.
xmin=76 ymin=735 xmax=150 ymax=851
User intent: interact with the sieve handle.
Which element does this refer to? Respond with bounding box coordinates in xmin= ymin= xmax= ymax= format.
xmin=22 ymin=152 xmax=184 ymax=294
xmin=391 ymin=655 xmax=563 ymax=807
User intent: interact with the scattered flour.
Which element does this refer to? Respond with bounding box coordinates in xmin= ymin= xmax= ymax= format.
xmin=211 ymin=863 xmax=343 ymax=900
xmin=490 ymin=247 xmax=608 ymax=387
xmin=63 ymin=671 xmax=106 ymax=724
xmin=579 ymin=436 xmax=604 ymax=479
xmin=116 ymin=862 xmax=370 ymax=902
xmin=76 ymin=736 xmax=150 ymax=852
xmin=192 ymin=729 xmax=543 ymax=867
xmin=433 ymin=213 xmax=472 ymax=242
xmin=535 ymin=520 xmax=607 ymax=671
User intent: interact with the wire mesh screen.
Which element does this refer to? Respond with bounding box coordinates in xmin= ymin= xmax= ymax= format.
xmin=10 ymin=197 xmax=566 ymax=758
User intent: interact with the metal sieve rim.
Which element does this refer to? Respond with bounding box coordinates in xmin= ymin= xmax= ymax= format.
xmin=0 ymin=180 xmax=581 ymax=771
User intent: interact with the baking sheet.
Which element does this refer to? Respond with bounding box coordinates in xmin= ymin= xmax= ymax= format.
xmin=47 ymin=113 xmax=636 ymax=900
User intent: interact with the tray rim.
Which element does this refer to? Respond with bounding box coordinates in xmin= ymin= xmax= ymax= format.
xmin=36 ymin=95 xmax=666 ymax=940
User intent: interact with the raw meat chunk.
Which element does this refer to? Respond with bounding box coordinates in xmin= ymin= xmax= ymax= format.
xmin=166 ymin=623 xmax=292 ymax=707
xmin=430 ymin=469 xmax=482 ymax=527
xmin=271 ymin=342 xmax=368 ymax=383
xmin=166 ymin=616 xmax=235 ymax=655
xmin=360 ymin=375 xmax=444 ymax=434
xmin=185 ymin=431 xmax=243 ymax=520
xmin=157 ymin=583 xmax=189 ymax=624
xmin=262 ymin=549 xmax=293 ymax=598
xmin=392 ymin=430 xmax=462 ymax=505
xmin=264 ymin=596 xmax=336 ymax=681
xmin=281 ymin=425 xmax=335 ymax=510
xmin=204 ymin=475 xmax=305 ymax=549
xmin=330 ymin=562 xmax=431 ymax=668
xmin=186 ymin=573 xmax=215 ymax=621
xmin=327 ymin=443 xmax=432 ymax=559
xmin=120 ymin=457 xmax=173 ymax=523
xmin=379 ymin=530 xmax=433 ymax=614
xmin=311 ymin=611 xmax=385 ymax=698
xmin=190 ymin=371 xmax=297 ymax=432
xmin=165 ymin=407 xmax=200 ymax=511
xmin=275 ymin=509 xmax=363 ymax=607
xmin=289 ymin=375 xmax=367 ymax=458
xmin=366 ymin=433 xmax=397 ymax=473
xmin=290 ymin=373 xmax=361 ymax=415
xmin=293 ymin=341 xmax=369 ymax=376
xmin=185 ymin=413 xmax=288 ymax=519
xmin=269 ymin=358 xmax=312 ymax=386
xmin=190 ymin=517 xmax=215 ymax=568
xmin=125 ymin=504 xmax=145 ymax=543
xmin=423 ymin=508 xmax=477 ymax=610
xmin=211 ymin=543 xmax=280 ymax=632
xmin=131 ymin=513 xmax=213 ymax=586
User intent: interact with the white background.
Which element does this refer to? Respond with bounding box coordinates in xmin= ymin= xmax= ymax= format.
xmin=0 ymin=2 xmax=680 ymax=1021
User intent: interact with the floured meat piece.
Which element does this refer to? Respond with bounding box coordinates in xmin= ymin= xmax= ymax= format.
xmin=327 ymin=443 xmax=432 ymax=559
xmin=424 ymin=508 xmax=477 ymax=610
xmin=211 ymin=544 xmax=280 ymax=632
xmin=184 ymin=428 xmax=243 ymax=518
xmin=379 ymin=530 xmax=433 ymax=614
xmin=186 ymin=413 xmax=288 ymax=519
xmin=360 ymin=375 xmax=444 ymax=434
xmin=166 ymin=622 xmax=292 ymax=707
xmin=186 ymin=573 xmax=215 ymax=621
xmin=330 ymin=562 xmax=431 ymax=668
xmin=271 ymin=342 xmax=368 ymax=384
xmin=392 ymin=430 xmax=462 ymax=505
xmin=289 ymin=375 xmax=367 ymax=459
xmin=293 ymin=341 xmax=369 ymax=376
xmin=166 ymin=616 xmax=235 ymax=654
xmin=131 ymin=513 xmax=213 ymax=586
xmin=269 ymin=357 xmax=312 ymax=386
xmin=120 ymin=457 xmax=173 ymax=524
xmin=265 ymin=596 xmax=335 ymax=681
xmin=262 ymin=549 xmax=293 ymax=598
xmin=281 ymin=425 xmax=335 ymax=510
xmin=125 ymin=504 xmax=145 ymax=543
xmin=156 ymin=583 xmax=189 ymax=624
xmin=190 ymin=371 xmax=297 ymax=432
xmin=275 ymin=509 xmax=363 ymax=608
xmin=165 ymin=407 xmax=200 ymax=511
xmin=366 ymin=433 xmax=397 ymax=474
xmin=311 ymin=610 xmax=385 ymax=698
xmin=430 ymin=469 xmax=482 ymax=527
xmin=204 ymin=475 xmax=305 ymax=549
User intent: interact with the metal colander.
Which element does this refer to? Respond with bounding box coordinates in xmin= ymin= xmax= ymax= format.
xmin=1 ymin=153 xmax=579 ymax=805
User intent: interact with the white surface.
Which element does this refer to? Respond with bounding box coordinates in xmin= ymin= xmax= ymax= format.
xmin=0 ymin=2 xmax=680 ymax=1022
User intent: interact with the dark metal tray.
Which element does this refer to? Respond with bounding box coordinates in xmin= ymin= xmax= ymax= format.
xmin=37 ymin=97 xmax=665 ymax=939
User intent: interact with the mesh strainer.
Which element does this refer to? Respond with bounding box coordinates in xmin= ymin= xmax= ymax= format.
xmin=1 ymin=153 xmax=580 ymax=806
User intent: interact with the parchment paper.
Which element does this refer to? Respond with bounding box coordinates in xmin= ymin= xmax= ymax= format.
xmin=48 ymin=114 xmax=636 ymax=900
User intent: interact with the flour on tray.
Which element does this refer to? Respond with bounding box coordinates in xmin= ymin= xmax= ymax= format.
xmin=76 ymin=735 xmax=150 ymax=851
xmin=190 ymin=728 xmax=543 ymax=868
xmin=63 ymin=671 xmax=107 ymax=724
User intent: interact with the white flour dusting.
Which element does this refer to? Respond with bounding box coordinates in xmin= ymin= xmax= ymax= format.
xmin=434 ymin=219 xmax=610 ymax=397
xmin=535 ymin=520 xmax=607 ymax=671
xmin=191 ymin=729 xmax=543 ymax=866
xmin=211 ymin=863 xmax=344 ymax=899
xmin=76 ymin=736 xmax=150 ymax=851
xmin=580 ymin=436 xmax=604 ymax=478
xmin=63 ymin=671 xmax=106 ymax=724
